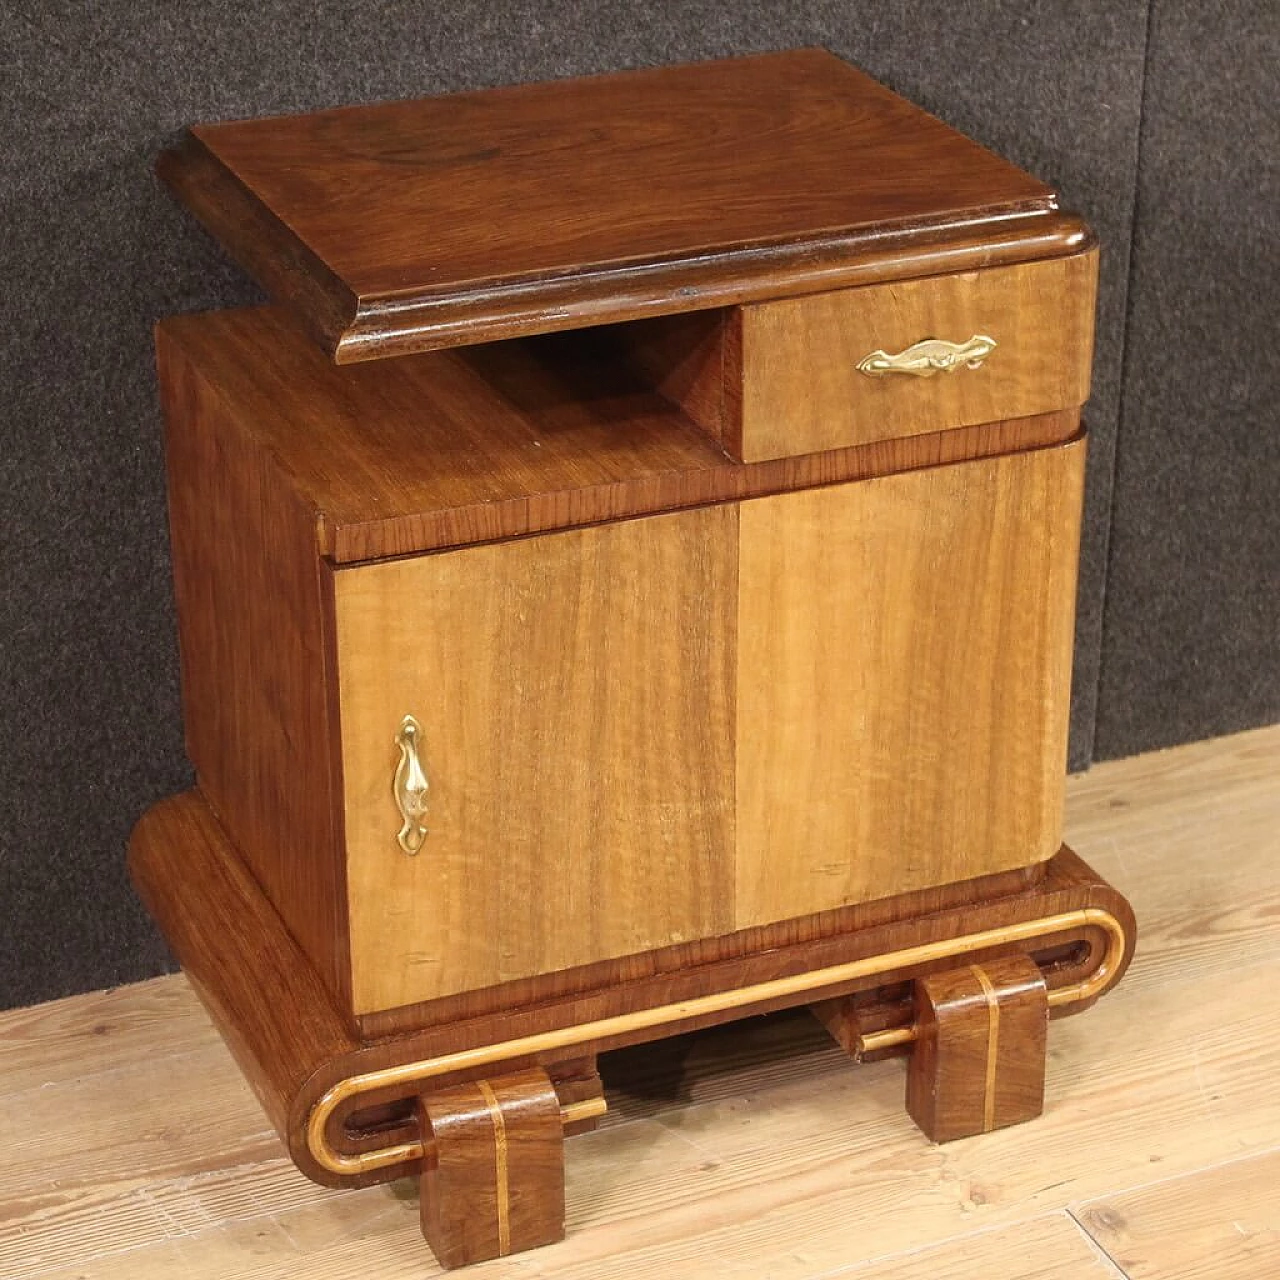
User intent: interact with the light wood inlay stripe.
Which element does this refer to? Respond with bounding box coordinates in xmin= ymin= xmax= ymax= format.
xmin=305 ymin=906 xmax=1128 ymax=1177
xmin=476 ymin=1081 xmax=511 ymax=1255
xmin=971 ymin=964 xmax=1001 ymax=1132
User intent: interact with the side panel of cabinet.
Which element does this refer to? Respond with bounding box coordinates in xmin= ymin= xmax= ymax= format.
xmin=159 ymin=328 xmax=351 ymax=1009
xmin=735 ymin=437 xmax=1085 ymax=929
xmin=334 ymin=506 xmax=737 ymax=1014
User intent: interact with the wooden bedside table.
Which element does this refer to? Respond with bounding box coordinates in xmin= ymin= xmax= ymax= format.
xmin=131 ymin=49 xmax=1134 ymax=1269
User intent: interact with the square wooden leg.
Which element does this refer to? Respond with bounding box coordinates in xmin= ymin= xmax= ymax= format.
xmin=417 ymin=1067 xmax=565 ymax=1268
xmin=906 ymin=954 xmax=1048 ymax=1143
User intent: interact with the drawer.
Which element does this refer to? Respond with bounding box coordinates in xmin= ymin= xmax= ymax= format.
xmin=729 ymin=248 xmax=1097 ymax=461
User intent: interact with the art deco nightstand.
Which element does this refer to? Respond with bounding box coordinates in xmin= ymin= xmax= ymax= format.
xmin=131 ymin=49 xmax=1134 ymax=1268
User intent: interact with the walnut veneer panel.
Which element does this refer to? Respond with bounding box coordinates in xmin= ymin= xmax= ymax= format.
xmin=333 ymin=506 xmax=737 ymax=1013
xmin=736 ymin=437 xmax=1086 ymax=928
xmin=158 ymin=49 xmax=1081 ymax=359
xmin=734 ymin=249 xmax=1098 ymax=461
xmin=156 ymin=306 xmax=1078 ymax=563
xmin=157 ymin=332 xmax=350 ymax=1008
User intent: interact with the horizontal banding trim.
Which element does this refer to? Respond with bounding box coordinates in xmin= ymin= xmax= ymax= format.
xmin=308 ymin=907 xmax=1126 ymax=1176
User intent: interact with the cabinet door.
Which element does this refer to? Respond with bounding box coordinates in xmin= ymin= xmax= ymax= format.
xmin=735 ymin=437 xmax=1085 ymax=929
xmin=334 ymin=506 xmax=736 ymax=1014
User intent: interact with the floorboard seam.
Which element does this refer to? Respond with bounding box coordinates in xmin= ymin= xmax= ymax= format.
xmin=804 ymin=1209 xmax=1081 ymax=1280
xmin=1066 ymin=1204 xmax=1130 ymax=1278
xmin=1068 ymin=1141 xmax=1280 ymax=1213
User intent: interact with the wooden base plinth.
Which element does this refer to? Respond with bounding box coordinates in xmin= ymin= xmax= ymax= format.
xmin=129 ymin=790 xmax=1134 ymax=1269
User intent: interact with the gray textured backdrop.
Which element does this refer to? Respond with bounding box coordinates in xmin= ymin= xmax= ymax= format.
xmin=1 ymin=1 xmax=1276 ymax=1010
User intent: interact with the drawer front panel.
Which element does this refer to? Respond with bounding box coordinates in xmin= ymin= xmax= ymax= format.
xmin=335 ymin=506 xmax=737 ymax=1015
xmin=735 ymin=435 xmax=1086 ymax=928
xmin=735 ymin=249 xmax=1097 ymax=461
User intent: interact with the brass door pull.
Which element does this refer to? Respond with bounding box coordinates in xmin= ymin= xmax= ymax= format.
xmin=393 ymin=715 xmax=429 ymax=854
xmin=857 ymin=333 xmax=996 ymax=378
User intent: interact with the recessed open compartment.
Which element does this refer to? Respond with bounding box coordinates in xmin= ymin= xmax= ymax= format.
xmin=593 ymin=246 xmax=1098 ymax=463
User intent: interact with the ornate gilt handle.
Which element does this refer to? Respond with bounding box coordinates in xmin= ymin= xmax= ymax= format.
xmin=393 ymin=715 xmax=429 ymax=855
xmin=856 ymin=333 xmax=997 ymax=378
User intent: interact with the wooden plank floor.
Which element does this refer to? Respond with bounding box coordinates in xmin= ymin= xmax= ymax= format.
xmin=2 ymin=724 xmax=1277 ymax=1279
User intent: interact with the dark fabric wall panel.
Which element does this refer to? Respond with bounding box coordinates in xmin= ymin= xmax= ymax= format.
xmin=0 ymin=3 xmax=1148 ymax=1009
xmin=1094 ymin=0 xmax=1279 ymax=758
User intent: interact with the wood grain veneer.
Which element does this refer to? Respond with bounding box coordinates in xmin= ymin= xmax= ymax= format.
xmin=156 ymin=305 xmax=1084 ymax=1024
xmin=354 ymin=861 xmax=1045 ymax=1040
xmin=156 ymin=307 xmax=1080 ymax=563
xmin=157 ymin=49 xmax=1086 ymax=361
xmin=125 ymin=793 xmax=609 ymax=1190
xmin=158 ymin=332 xmax=350 ymax=1008
xmin=128 ymin=788 xmax=1134 ymax=1191
xmin=905 ymin=954 xmax=1049 ymax=1142
xmin=127 ymin=797 xmax=352 ymax=1143
xmin=736 ymin=436 xmax=1086 ymax=927
xmin=732 ymin=248 xmax=1099 ymax=461
xmin=333 ymin=506 xmax=737 ymax=1014
xmin=333 ymin=440 xmax=1085 ymax=1012
xmin=417 ymin=1069 xmax=566 ymax=1266
xmin=137 ymin=48 xmax=1123 ymax=1266
xmin=600 ymin=310 xmax=730 ymax=449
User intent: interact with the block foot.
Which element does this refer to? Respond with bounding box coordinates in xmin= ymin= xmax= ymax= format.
xmin=417 ymin=1068 xmax=566 ymax=1268
xmin=905 ymin=954 xmax=1048 ymax=1142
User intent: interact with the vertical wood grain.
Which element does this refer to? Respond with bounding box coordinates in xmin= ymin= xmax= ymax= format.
xmin=334 ymin=506 xmax=737 ymax=1014
xmin=735 ymin=438 xmax=1086 ymax=928
xmin=157 ymin=327 xmax=350 ymax=1008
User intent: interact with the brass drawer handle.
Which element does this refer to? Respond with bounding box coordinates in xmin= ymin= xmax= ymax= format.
xmin=857 ymin=334 xmax=996 ymax=378
xmin=393 ymin=715 xmax=429 ymax=854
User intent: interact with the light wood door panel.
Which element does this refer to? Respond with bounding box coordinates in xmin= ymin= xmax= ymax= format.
xmin=735 ymin=250 xmax=1097 ymax=461
xmin=736 ymin=437 xmax=1085 ymax=928
xmin=334 ymin=506 xmax=737 ymax=1014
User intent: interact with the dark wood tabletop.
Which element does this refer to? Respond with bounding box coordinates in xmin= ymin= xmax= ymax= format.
xmin=158 ymin=49 xmax=1080 ymax=361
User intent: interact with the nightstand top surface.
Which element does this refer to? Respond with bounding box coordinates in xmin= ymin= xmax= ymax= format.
xmin=160 ymin=49 xmax=1076 ymax=363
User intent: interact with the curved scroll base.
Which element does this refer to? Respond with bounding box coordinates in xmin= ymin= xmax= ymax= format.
xmin=129 ymin=789 xmax=1135 ymax=1268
